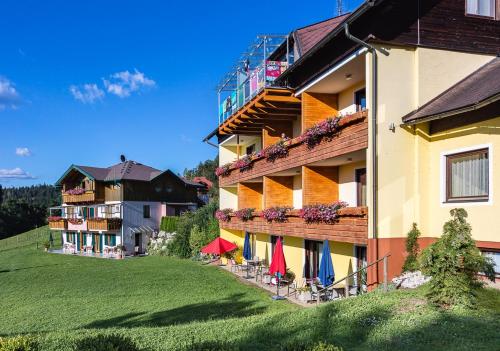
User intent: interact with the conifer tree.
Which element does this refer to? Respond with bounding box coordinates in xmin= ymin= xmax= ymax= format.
xmin=402 ymin=223 xmax=421 ymax=272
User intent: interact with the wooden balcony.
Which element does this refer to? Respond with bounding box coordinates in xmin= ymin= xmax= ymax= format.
xmin=62 ymin=191 xmax=96 ymax=204
xmin=220 ymin=207 xmax=368 ymax=245
xmin=219 ymin=110 xmax=368 ymax=187
xmin=48 ymin=219 xmax=67 ymax=230
xmin=87 ymin=218 xmax=122 ymax=232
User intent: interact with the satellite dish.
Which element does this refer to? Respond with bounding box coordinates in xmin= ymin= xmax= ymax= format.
xmin=120 ymin=154 xmax=126 ymax=162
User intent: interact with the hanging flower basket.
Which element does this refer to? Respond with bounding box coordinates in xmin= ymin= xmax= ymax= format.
xmin=65 ymin=188 xmax=86 ymax=195
xmin=215 ymin=164 xmax=231 ymax=177
xmin=233 ymin=155 xmax=253 ymax=172
xmin=261 ymin=206 xmax=292 ymax=223
xmin=234 ymin=208 xmax=255 ymax=222
xmin=301 ymin=116 xmax=341 ymax=149
xmin=299 ymin=201 xmax=348 ymax=224
xmin=258 ymin=137 xmax=290 ymax=163
xmin=215 ymin=209 xmax=233 ymax=222
xmin=48 ymin=216 xmax=63 ymax=222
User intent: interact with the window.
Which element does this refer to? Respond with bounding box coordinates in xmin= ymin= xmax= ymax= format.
xmin=446 ymin=148 xmax=489 ymax=202
xmin=355 ymin=88 xmax=366 ymax=112
xmin=466 ymin=0 xmax=495 ymax=17
xmin=356 ymin=168 xmax=367 ymax=207
xmin=482 ymin=251 xmax=500 ymax=275
xmin=143 ymin=205 xmax=151 ymax=218
xmin=246 ymin=144 xmax=255 ymax=155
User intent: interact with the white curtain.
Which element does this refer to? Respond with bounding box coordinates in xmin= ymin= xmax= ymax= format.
xmin=450 ymin=151 xmax=488 ymax=198
xmin=467 ymin=0 xmax=494 ymax=16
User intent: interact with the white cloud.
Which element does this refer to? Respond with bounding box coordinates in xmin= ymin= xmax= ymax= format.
xmin=15 ymin=147 xmax=32 ymax=157
xmin=103 ymin=69 xmax=155 ymax=98
xmin=0 ymin=77 xmax=20 ymax=110
xmin=0 ymin=168 xmax=35 ymax=180
xmin=69 ymin=83 xmax=105 ymax=104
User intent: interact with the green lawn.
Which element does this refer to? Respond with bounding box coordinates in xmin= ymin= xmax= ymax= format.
xmin=0 ymin=229 xmax=499 ymax=350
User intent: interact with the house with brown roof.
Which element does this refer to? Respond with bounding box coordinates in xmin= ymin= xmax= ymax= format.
xmin=48 ymin=160 xmax=206 ymax=256
xmin=204 ymin=0 xmax=500 ymax=293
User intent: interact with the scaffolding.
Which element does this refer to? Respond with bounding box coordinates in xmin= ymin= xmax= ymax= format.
xmin=216 ymin=34 xmax=292 ymax=126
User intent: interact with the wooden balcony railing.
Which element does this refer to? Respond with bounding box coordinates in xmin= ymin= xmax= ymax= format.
xmin=48 ymin=219 xmax=67 ymax=230
xmin=87 ymin=218 xmax=122 ymax=232
xmin=62 ymin=191 xmax=96 ymax=204
xmin=219 ymin=110 xmax=368 ymax=187
xmin=220 ymin=207 xmax=368 ymax=245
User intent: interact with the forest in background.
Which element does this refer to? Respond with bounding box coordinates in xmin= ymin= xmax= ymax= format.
xmin=0 ymin=184 xmax=60 ymax=240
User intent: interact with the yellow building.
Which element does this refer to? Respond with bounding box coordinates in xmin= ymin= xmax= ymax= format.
xmin=204 ymin=0 xmax=500 ymax=288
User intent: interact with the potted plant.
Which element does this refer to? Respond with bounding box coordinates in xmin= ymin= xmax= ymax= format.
xmin=42 ymin=240 xmax=50 ymax=252
xmin=296 ymin=286 xmax=312 ymax=302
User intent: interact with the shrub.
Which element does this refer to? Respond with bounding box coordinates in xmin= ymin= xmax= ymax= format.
xmin=42 ymin=240 xmax=50 ymax=249
xmin=75 ymin=334 xmax=139 ymax=351
xmin=189 ymin=224 xmax=215 ymax=255
xmin=215 ymin=209 xmax=232 ymax=222
xmin=282 ymin=341 xmax=343 ymax=351
xmin=258 ymin=137 xmax=289 ymax=162
xmin=299 ymin=202 xmax=347 ymax=224
xmin=160 ymin=216 xmax=179 ymax=232
xmin=0 ymin=335 xmax=38 ymax=351
xmin=301 ymin=117 xmax=341 ymax=149
xmin=261 ymin=206 xmax=292 ymax=223
xmin=420 ymin=208 xmax=495 ymax=308
xmin=234 ymin=208 xmax=254 ymax=221
xmin=402 ymin=223 xmax=421 ymax=272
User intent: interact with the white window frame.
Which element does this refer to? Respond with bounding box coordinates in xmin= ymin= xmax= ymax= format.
xmin=440 ymin=143 xmax=493 ymax=206
xmin=465 ymin=0 xmax=496 ymax=18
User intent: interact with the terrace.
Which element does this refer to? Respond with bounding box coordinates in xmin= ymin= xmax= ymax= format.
xmin=48 ymin=203 xmax=122 ymax=232
xmin=216 ymin=35 xmax=295 ymax=130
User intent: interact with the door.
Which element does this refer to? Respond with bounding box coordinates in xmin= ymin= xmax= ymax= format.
xmin=304 ymin=240 xmax=323 ymax=282
xmin=135 ymin=233 xmax=142 ymax=254
xmin=93 ymin=233 xmax=101 ymax=253
xmin=354 ymin=245 xmax=367 ymax=291
xmin=356 ymin=168 xmax=367 ymax=207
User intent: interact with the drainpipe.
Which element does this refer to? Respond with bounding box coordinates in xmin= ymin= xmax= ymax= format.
xmin=344 ymin=23 xmax=389 ymax=286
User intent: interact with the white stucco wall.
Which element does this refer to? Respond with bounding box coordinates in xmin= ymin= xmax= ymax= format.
xmin=293 ymin=174 xmax=302 ymax=209
xmin=339 ymin=161 xmax=365 ymax=207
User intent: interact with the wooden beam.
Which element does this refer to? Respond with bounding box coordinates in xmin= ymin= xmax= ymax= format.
xmin=262 ymin=95 xmax=301 ymax=103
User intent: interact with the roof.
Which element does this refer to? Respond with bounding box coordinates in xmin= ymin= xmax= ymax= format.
xmin=402 ymin=58 xmax=500 ymax=124
xmin=56 ymin=161 xmax=204 ymax=187
xmin=295 ymin=14 xmax=351 ymax=56
xmin=192 ymin=176 xmax=214 ymax=189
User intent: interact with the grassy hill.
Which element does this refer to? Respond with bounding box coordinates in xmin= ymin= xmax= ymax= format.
xmin=0 ymin=230 xmax=499 ymax=350
xmin=0 ymin=226 xmax=54 ymax=252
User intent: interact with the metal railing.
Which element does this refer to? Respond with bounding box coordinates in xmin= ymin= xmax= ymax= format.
xmin=49 ymin=203 xmax=122 ymax=220
xmin=315 ymin=254 xmax=391 ymax=305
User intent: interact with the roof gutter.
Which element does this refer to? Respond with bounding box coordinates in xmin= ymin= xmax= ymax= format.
xmin=344 ymin=22 xmax=388 ymax=287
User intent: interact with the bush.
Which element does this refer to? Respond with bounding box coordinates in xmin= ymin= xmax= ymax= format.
xmin=75 ymin=334 xmax=139 ymax=351
xmin=282 ymin=341 xmax=343 ymax=351
xmin=420 ymin=208 xmax=495 ymax=308
xmin=160 ymin=216 xmax=179 ymax=232
xmin=0 ymin=335 xmax=38 ymax=351
xmin=168 ymin=201 xmax=218 ymax=258
xmin=402 ymin=223 xmax=421 ymax=272
xmin=189 ymin=224 xmax=217 ymax=255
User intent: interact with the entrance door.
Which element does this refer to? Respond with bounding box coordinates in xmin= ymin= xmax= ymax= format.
xmin=354 ymin=245 xmax=367 ymax=291
xmin=356 ymin=168 xmax=367 ymax=207
xmin=135 ymin=233 xmax=142 ymax=254
xmin=304 ymin=240 xmax=323 ymax=282
xmin=93 ymin=233 xmax=101 ymax=253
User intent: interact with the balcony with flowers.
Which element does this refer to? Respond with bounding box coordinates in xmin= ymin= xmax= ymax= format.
xmin=216 ymin=204 xmax=368 ymax=244
xmin=216 ymin=109 xmax=368 ymax=186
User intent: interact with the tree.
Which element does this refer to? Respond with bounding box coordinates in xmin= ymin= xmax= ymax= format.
xmin=420 ymin=208 xmax=495 ymax=308
xmin=0 ymin=184 xmax=3 ymax=205
xmin=402 ymin=223 xmax=421 ymax=272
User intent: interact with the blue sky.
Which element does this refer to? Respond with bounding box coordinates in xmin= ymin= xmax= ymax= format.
xmin=0 ymin=0 xmax=361 ymax=187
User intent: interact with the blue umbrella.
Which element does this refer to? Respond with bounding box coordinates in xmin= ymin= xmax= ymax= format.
xmin=243 ymin=232 xmax=252 ymax=279
xmin=318 ymin=240 xmax=335 ymax=286
xmin=243 ymin=232 xmax=252 ymax=260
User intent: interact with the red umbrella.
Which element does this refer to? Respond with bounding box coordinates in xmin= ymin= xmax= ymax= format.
xmin=269 ymin=237 xmax=287 ymax=277
xmin=201 ymin=237 xmax=237 ymax=255
xmin=269 ymin=237 xmax=287 ymax=299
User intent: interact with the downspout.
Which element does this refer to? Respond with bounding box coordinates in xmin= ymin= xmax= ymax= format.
xmin=344 ymin=23 xmax=389 ymax=286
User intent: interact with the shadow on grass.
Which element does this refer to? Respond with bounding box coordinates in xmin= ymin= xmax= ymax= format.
xmin=177 ymin=291 xmax=500 ymax=351
xmin=0 ymin=264 xmax=60 ymax=274
xmin=75 ymin=333 xmax=139 ymax=351
xmin=84 ymin=293 xmax=267 ymax=329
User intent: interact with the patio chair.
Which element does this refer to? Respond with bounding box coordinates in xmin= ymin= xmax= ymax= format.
xmin=230 ymin=259 xmax=242 ymax=273
xmin=311 ymin=284 xmax=328 ymax=302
